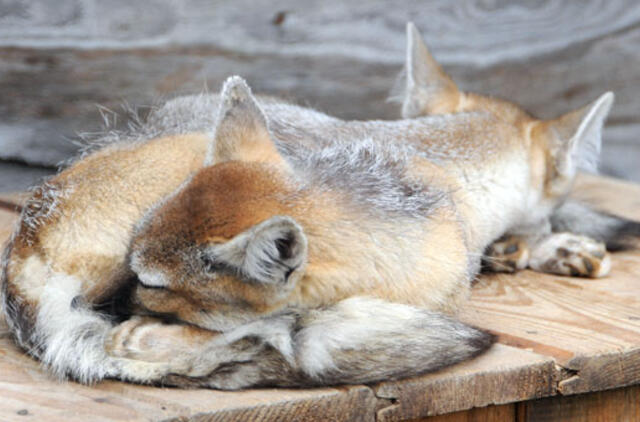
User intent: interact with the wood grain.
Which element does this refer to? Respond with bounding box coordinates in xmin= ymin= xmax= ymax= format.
xmin=1 ymin=1 xmax=640 ymax=181
xmin=457 ymin=174 xmax=640 ymax=395
xmin=0 ymin=208 xmax=19 ymax=243
xmin=418 ymin=404 xmax=515 ymax=422
xmin=0 ymin=318 xmax=376 ymax=422
xmin=374 ymin=345 xmax=556 ymax=421
xmin=518 ymin=385 xmax=640 ymax=422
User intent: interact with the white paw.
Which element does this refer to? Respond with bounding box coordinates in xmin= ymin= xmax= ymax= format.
xmin=529 ymin=233 xmax=610 ymax=278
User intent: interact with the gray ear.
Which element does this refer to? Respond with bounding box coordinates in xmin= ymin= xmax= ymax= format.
xmin=206 ymin=76 xmax=284 ymax=166
xmin=403 ymin=22 xmax=460 ymax=118
xmin=548 ymin=92 xmax=614 ymax=176
xmin=212 ymin=216 xmax=307 ymax=285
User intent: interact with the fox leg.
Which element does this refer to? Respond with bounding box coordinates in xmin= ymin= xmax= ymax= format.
xmin=105 ymin=297 xmax=494 ymax=389
xmin=105 ymin=317 xmax=216 ymax=369
xmin=105 ymin=313 xmax=302 ymax=388
xmin=485 ymin=232 xmax=610 ymax=278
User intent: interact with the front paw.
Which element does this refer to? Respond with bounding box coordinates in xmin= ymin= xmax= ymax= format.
xmin=484 ymin=235 xmax=530 ymax=273
xmin=105 ymin=316 xmax=219 ymax=378
xmin=105 ymin=316 xmax=162 ymax=361
xmin=529 ymin=233 xmax=611 ymax=278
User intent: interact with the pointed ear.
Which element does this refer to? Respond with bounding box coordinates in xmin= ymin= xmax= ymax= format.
xmin=402 ymin=23 xmax=461 ymax=118
xmin=206 ymin=76 xmax=285 ymax=166
xmin=547 ymin=92 xmax=614 ymax=176
xmin=212 ymin=216 xmax=307 ymax=285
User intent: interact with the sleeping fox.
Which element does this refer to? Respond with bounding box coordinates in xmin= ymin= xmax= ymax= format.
xmin=2 ymin=23 xmax=638 ymax=389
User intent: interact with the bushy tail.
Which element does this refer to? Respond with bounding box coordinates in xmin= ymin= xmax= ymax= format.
xmin=165 ymin=297 xmax=496 ymax=389
xmin=2 ymin=273 xmax=124 ymax=384
xmin=293 ymin=297 xmax=494 ymax=385
xmin=551 ymin=199 xmax=640 ymax=251
xmin=1 ymin=237 xmax=126 ymax=384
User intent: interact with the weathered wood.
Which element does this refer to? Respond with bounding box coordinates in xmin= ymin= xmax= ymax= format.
xmin=1 ymin=0 xmax=640 ymax=181
xmin=0 ymin=162 xmax=53 ymax=193
xmin=457 ymin=174 xmax=640 ymax=396
xmin=0 ymin=191 xmax=28 ymax=210
xmin=0 ymin=207 xmax=19 ymax=242
xmin=419 ymin=404 xmax=515 ymax=422
xmin=0 ymin=318 xmax=377 ymax=422
xmin=517 ymin=385 xmax=640 ymax=422
xmin=375 ymin=345 xmax=556 ymax=421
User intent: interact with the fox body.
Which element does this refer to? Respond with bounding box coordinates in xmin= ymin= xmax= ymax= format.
xmin=1 ymin=24 xmax=634 ymax=388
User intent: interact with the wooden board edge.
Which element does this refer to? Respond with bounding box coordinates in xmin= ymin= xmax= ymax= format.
xmin=161 ymin=385 xmax=378 ymax=422
xmin=558 ymin=347 xmax=640 ymax=395
xmin=374 ymin=345 xmax=559 ymax=421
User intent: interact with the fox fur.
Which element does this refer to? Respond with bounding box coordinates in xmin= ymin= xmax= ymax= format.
xmin=1 ymin=23 xmax=636 ymax=389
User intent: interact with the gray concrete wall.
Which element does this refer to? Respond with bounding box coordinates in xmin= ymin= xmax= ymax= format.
xmin=1 ymin=0 xmax=639 ymax=189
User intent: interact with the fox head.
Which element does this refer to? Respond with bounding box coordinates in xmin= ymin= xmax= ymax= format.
xmin=402 ymin=22 xmax=614 ymax=200
xmin=129 ymin=77 xmax=309 ymax=330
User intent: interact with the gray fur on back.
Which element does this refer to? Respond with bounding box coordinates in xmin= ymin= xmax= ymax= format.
xmin=79 ymin=94 xmax=488 ymax=219
xmin=282 ymin=139 xmax=446 ymax=218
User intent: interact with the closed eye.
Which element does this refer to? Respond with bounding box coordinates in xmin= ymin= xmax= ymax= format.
xmin=202 ymin=254 xmax=228 ymax=274
xmin=137 ymin=278 xmax=166 ymax=289
xmin=135 ymin=270 xmax=170 ymax=289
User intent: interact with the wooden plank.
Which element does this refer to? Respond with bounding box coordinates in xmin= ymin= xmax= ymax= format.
xmin=0 ymin=162 xmax=53 ymax=193
xmin=460 ymin=263 xmax=640 ymax=395
xmin=517 ymin=385 xmax=640 ymax=422
xmin=1 ymin=1 xmax=640 ymax=181
xmin=0 ymin=191 xmax=28 ymax=211
xmin=0 ymin=319 xmax=377 ymax=422
xmin=456 ymin=173 xmax=640 ymax=396
xmin=374 ymin=344 xmax=556 ymax=421
xmin=0 ymin=208 xmax=19 ymax=244
xmin=419 ymin=404 xmax=515 ymax=422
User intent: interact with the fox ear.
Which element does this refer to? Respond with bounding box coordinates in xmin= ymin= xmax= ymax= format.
xmin=212 ymin=216 xmax=307 ymax=285
xmin=547 ymin=92 xmax=614 ymax=177
xmin=206 ymin=76 xmax=285 ymax=166
xmin=402 ymin=22 xmax=461 ymax=118
xmin=242 ymin=216 xmax=307 ymax=285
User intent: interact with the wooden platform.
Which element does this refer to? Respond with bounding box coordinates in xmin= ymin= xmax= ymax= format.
xmin=1 ymin=173 xmax=640 ymax=422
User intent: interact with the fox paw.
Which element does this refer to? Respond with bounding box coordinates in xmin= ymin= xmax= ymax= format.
xmin=106 ymin=317 xmax=165 ymax=361
xmin=529 ymin=233 xmax=611 ymax=278
xmin=105 ymin=316 xmax=217 ymax=377
xmin=484 ymin=235 xmax=530 ymax=273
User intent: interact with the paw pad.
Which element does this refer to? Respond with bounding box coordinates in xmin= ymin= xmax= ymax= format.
xmin=484 ymin=235 xmax=530 ymax=273
xmin=530 ymin=233 xmax=610 ymax=278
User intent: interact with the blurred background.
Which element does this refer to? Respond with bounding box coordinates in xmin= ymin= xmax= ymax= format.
xmin=1 ymin=0 xmax=639 ymax=192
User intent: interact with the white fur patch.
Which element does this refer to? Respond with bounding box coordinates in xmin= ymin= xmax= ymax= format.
xmin=35 ymin=273 xmax=118 ymax=383
xmin=294 ymin=297 xmax=418 ymax=377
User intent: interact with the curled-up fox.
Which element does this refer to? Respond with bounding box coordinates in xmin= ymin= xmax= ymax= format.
xmin=2 ymin=23 xmax=639 ymax=389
